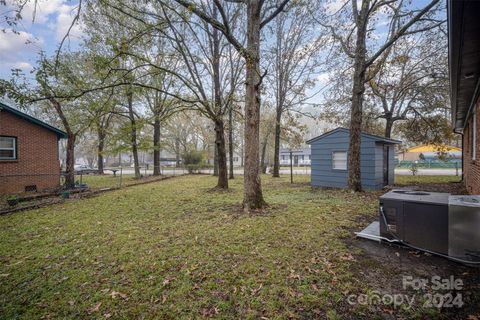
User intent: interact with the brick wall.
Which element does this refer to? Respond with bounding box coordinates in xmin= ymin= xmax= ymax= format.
xmin=0 ymin=110 xmax=61 ymax=194
xmin=463 ymin=98 xmax=480 ymax=194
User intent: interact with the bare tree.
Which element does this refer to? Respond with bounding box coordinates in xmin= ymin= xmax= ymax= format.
xmin=144 ymin=58 xmax=183 ymax=175
xmin=84 ymin=88 xmax=117 ymax=174
xmin=173 ymin=0 xmax=291 ymax=210
xmin=157 ymin=2 xmax=245 ymax=189
xmin=368 ymin=29 xmax=448 ymax=138
xmin=315 ymin=0 xmax=442 ymax=191
xmin=265 ymin=2 xmax=325 ymax=177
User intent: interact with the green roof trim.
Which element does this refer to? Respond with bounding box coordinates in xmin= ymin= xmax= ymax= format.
xmin=0 ymin=102 xmax=67 ymax=139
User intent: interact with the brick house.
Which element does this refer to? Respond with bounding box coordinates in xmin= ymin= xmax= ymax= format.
xmin=448 ymin=0 xmax=480 ymax=194
xmin=0 ymin=102 xmax=67 ymax=194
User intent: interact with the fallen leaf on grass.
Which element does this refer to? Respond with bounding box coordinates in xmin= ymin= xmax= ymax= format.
xmin=251 ymin=284 xmax=263 ymax=295
xmin=383 ymin=306 xmax=394 ymax=314
xmin=162 ymin=277 xmax=175 ymax=286
xmin=288 ymin=269 xmax=301 ymax=281
xmin=200 ymin=307 xmax=219 ymax=316
xmin=340 ymin=253 xmax=356 ymax=261
xmin=110 ymin=291 xmax=128 ymax=299
xmin=88 ymin=302 xmax=102 ymax=314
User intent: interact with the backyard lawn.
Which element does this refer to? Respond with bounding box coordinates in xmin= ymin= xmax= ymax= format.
xmin=395 ymin=175 xmax=462 ymax=185
xmin=0 ymin=175 xmax=478 ymax=319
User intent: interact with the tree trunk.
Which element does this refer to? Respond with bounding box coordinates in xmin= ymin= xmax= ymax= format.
xmin=348 ymin=3 xmax=369 ymax=192
xmin=384 ymin=115 xmax=393 ymax=138
xmin=153 ymin=116 xmax=162 ymax=175
xmin=175 ymin=138 xmax=181 ymax=167
xmin=241 ymin=144 xmax=244 ymax=167
xmin=272 ymin=110 xmax=281 ymax=177
xmin=272 ymin=19 xmax=284 ymax=178
xmin=97 ymin=129 xmax=105 ymax=175
xmin=65 ymin=133 xmax=76 ymax=189
xmin=228 ymin=106 xmax=234 ymax=179
xmin=211 ymin=14 xmax=227 ymax=188
xmin=213 ymin=145 xmax=219 ymax=176
xmin=48 ymin=98 xmax=75 ymax=189
xmin=127 ymin=89 xmax=141 ymax=179
xmin=260 ymin=133 xmax=269 ymax=174
xmin=214 ymin=119 xmax=228 ymax=189
xmin=243 ymin=0 xmax=265 ymax=210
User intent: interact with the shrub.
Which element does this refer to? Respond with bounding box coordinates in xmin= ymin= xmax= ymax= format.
xmin=183 ymin=150 xmax=207 ymax=173
xmin=6 ymin=195 xmax=19 ymax=206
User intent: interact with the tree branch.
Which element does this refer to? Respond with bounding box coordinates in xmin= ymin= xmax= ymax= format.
xmin=364 ymin=0 xmax=441 ymax=70
xmin=260 ymin=0 xmax=290 ymax=29
xmin=172 ymin=0 xmax=245 ymax=54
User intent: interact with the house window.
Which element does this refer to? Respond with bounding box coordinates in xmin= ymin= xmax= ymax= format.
xmin=0 ymin=136 xmax=17 ymax=160
xmin=233 ymin=157 xmax=239 ymax=162
xmin=332 ymin=151 xmax=347 ymax=170
xmin=472 ymin=111 xmax=477 ymax=160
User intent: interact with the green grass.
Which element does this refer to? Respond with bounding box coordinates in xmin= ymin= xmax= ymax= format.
xmin=394 ymin=175 xmax=462 ymax=185
xmin=0 ymin=175 xmax=449 ymax=319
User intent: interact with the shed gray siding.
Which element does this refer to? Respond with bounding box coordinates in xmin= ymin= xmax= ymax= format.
xmin=308 ymin=128 xmax=399 ymax=189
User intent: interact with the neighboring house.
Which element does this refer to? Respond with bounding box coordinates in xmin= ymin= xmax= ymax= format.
xmin=279 ymin=147 xmax=311 ymax=166
xmin=0 ymin=102 xmax=67 ymax=194
xmin=448 ymin=0 xmax=480 ymax=193
xmin=207 ymin=151 xmax=244 ymax=167
xmin=158 ymin=150 xmax=179 ymax=166
xmin=397 ymin=144 xmax=462 ymax=161
xmin=232 ymin=151 xmax=243 ymax=167
xmin=306 ymin=127 xmax=400 ymax=189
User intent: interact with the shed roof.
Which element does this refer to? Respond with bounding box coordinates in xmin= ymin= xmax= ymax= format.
xmin=0 ymin=102 xmax=67 ymax=139
xmin=305 ymin=127 xmax=401 ymax=145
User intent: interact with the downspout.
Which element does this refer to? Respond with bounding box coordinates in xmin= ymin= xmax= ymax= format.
xmin=461 ymin=133 xmax=464 ymax=182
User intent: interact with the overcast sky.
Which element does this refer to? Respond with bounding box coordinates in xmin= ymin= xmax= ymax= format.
xmin=0 ymin=0 xmax=82 ymax=79
xmin=0 ymin=0 xmax=440 ymax=110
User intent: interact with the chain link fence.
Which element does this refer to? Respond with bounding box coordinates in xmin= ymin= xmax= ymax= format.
xmin=0 ymin=166 xmax=190 ymax=212
xmin=396 ymin=160 xmax=461 ymax=169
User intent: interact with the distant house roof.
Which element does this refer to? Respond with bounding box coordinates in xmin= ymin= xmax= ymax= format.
xmin=160 ymin=150 xmax=176 ymax=159
xmin=448 ymin=0 xmax=480 ymax=133
xmin=279 ymin=147 xmax=311 ymax=155
xmin=405 ymin=144 xmax=462 ymax=153
xmin=306 ymin=127 xmax=401 ymax=145
xmin=0 ymin=102 xmax=67 ymax=139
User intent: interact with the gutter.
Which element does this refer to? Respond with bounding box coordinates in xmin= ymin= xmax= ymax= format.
xmin=461 ymin=78 xmax=480 ymax=134
xmin=461 ymin=134 xmax=464 ymax=182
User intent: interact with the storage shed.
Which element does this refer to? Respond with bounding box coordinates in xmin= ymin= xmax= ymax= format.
xmin=306 ymin=127 xmax=400 ymax=189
